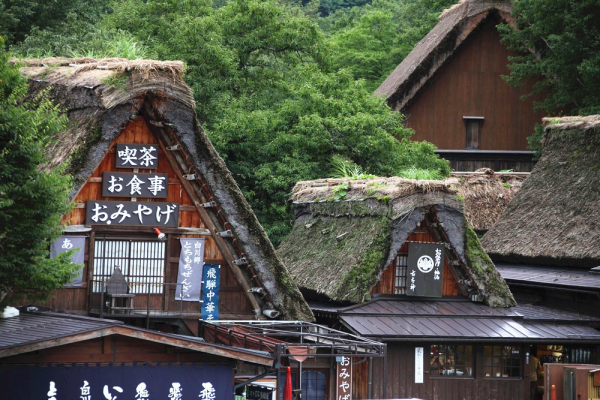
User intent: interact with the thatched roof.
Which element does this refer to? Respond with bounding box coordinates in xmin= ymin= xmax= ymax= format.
xmin=278 ymin=177 xmax=515 ymax=307
xmin=452 ymin=170 xmax=526 ymax=231
xmin=482 ymin=115 xmax=600 ymax=267
xmin=17 ymin=58 xmax=312 ymax=321
xmin=375 ymin=0 xmax=513 ymax=110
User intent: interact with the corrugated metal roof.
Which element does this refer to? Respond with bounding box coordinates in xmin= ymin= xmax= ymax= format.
xmin=340 ymin=299 xmax=520 ymax=317
xmin=0 ymin=312 xmax=122 ymax=349
xmin=496 ymin=264 xmax=600 ymax=290
xmin=512 ymin=304 xmax=600 ymax=323
xmin=340 ymin=315 xmax=600 ymax=342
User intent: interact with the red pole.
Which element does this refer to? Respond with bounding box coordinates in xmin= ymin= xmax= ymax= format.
xmin=550 ymin=384 xmax=556 ymax=400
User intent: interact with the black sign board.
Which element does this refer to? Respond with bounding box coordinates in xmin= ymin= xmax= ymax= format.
xmin=246 ymin=385 xmax=273 ymax=400
xmin=102 ymin=172 xmax=168 ymax=198
xmin=86 ymin=200 xmax=178 ymax=227
xmin=115 ymin=143 xmax=159 ymax=169
xmin=406 ymin=242 xmax=444 ymax=297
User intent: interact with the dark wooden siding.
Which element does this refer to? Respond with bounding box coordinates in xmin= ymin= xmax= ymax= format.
xmin=370 ymin=343 xmax=527 ymax=400
xmin=403 ymin=19 xmax=547 ymax=152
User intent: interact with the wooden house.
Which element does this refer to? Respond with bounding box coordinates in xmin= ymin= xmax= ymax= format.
xmin=10 ymin=58 xmax=312 ymax=336
xmin=276 ymin=177 xmax=600 ymax=400
xmin=375 ymin=0 xmax=547 ymax=172
xmin=0 ymin=307 xmax=274 ymax=400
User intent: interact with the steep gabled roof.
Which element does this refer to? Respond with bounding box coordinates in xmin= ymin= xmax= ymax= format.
xmin=17 ymin=58 xmax=312 ymax=321
xmin=375 ymin=0 xmax=514 ymax=111
xmin=482 ymin=116 xmax=600 ymax=267
xmin=277 ymin=177 xmax=515 ymax=307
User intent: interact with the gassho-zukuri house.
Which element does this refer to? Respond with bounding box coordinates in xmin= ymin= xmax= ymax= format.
xmin=1 ymin=57 xmax=340 ymax=400
xmin=277 ymin=177 xmax=600 ymax=400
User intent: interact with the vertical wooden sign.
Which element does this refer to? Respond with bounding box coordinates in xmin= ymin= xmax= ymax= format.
xmin=415 ymin=347 xmax=424 ymax=384
xmin=336 ymin=356 xmax=352 ymax=400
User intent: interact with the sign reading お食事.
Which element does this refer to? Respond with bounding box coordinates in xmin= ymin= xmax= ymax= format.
xmin=406 ymin=242 xmax=444 ymax=297
xmin=102 ymin=172 xmax=168 ymax=198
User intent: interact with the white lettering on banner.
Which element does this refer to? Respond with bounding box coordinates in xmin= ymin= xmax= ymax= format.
xmin=336 ymin=356 xmax=352 ymax=400
xmin=61 ymin=238 xmax=74 ymax=250
xmin=169 ymin=383 xmax=182 ymax=400
xmin=199 ymin=382 xmax=216 ymax=399
xmin=80 ymin=381 xmax=91 ymax=400
xmin=48 ymin=381 xmax=57 ymax=400
xmin=102 ymin=385 xmax=123 ymax=400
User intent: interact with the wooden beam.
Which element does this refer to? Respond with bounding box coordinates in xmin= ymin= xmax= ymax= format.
xmin=148 ymin=123 xmax=262 ymax=314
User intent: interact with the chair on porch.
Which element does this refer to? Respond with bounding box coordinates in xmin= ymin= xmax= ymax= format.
xmin=105 ymin=267 xmax=135 ymax=314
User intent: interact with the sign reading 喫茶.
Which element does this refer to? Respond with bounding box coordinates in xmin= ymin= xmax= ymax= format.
xmin=115 ymin=144 xmax=159 ymax=169
xmin=175 ymin=238 xmax=205 ymax=301
xmin=50 ymin=236 xmax=86 ymax=286
xmin=201 ymin=265 xmax=220 ymax=321
xmin=406 ymin=242 xmax=444 ymax=297
xmin=86 ymin=201 xmax=178 ymax=227
xmin=102 ymin=172 xmax=168 ymax=198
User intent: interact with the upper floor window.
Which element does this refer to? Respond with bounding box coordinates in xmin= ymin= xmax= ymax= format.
xmin=394 ymin=254 xmax=408 ymax=294
xmin=483 ymin=345 xmax=522 ymax=379
xmin=430 ymin=344 xmax=474 ymax=378
xmin=463 ymin=116 xmax=484 ymax=149
xmin=93 ymin=239 xmax=165 ymax=294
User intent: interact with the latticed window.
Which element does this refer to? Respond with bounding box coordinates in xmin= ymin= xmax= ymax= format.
xmin=394 ymin=254 xmax=408 ymax=294
xmin=302 ymin=370 xmax=327 ymax=400
xmin=93 ymin=239 xmax=165 ymax=294
xmin=483 ymin=345 xmax=522 ymax=379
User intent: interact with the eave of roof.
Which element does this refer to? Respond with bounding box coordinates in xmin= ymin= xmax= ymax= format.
xmin=0 ymin=312 xmax=274 ymax=366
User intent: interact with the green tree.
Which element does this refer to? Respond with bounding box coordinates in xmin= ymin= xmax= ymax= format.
xmin=0 ymin=37 xmax=79 ymax=308
xmin=499 ymin=0 xmax=600 ymax=115
xmin=211 ymin=66 xmax=450 ymax=243
xmin=325 ymin=0 xmax=457 ymax=90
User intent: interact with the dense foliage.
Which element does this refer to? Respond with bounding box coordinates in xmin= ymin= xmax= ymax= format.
xmin=0 ymin=38 xmax=79 ymax=308
xmin=3 ymin=0 xmax=454 ymax=244
xmin=499 ymin=0 xmax=600 ymax=115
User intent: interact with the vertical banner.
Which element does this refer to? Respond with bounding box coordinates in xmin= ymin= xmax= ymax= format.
xmin=50 ymin=236 xmax=86 ymax=286
xmin=415 ymin=347 xmax=424 ymax=384
xmin=175 ymin=238 xmax=205 ymax=301
xmin=201 ymin=264 xmax=220 ymax=321
xmin=407 ymin=242 xmax=445 ymax=297
xmin=336 ymin=355 xmax=352 ymax=400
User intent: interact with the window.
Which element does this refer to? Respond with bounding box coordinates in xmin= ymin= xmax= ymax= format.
xmin=430 ymin=344 xmax=474 ymax=378
xmin=302 ymin=370 xmax=328 ymax=400
xmin=93 ymin=239 xmax=165 ymax=293
xmin=463 ymin=116 xmax=484 ymax=149
xmin=278 ymin=369 xmax=327 ymax=400
xmin=394 ymin=254 xmax=408 ymax=294
xmin=483 ymin=345 xmax=522 ymax=379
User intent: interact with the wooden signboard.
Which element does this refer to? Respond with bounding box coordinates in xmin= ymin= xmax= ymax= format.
xmin=115 ymin=143 xmax=159 ymax=169
xmin=407 ymin=242 xmax=444 ymax=297
xmin=336 ymin=356 xmax=352 ymax=400
xmin=86 ymin=200 xmax=178 ymax=227
xmin=102 ymin=172 xmax=168 ymax=198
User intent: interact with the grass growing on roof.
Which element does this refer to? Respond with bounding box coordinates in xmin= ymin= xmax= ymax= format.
xmin=278 ymin=215 xmax=391 ymax=303
xmin=464 ymin=223 xmax=515 ymax=307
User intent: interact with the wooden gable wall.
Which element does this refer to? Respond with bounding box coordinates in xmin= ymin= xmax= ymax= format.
xmin=403 ymin=18 xmax=546 ymax=151
xmin=25 ymin=116 xmax=255 ymax=327
xmin=371 ymin=218 xmax=462 ymax=297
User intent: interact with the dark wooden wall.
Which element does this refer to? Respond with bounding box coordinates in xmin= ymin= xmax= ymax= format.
xmin=403 ymin=18 xmax=547 ymax=151
xmin=18 ymin=117 xmax=255 ymax=322
xmin=371 ymin=221 xmax=461 ymax=297
xmin=370 ymin=343 xmax=528 ymax=400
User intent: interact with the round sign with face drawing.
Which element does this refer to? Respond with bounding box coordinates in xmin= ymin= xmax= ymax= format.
xmin=417 ymin=255 xmax=435 ymax=273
